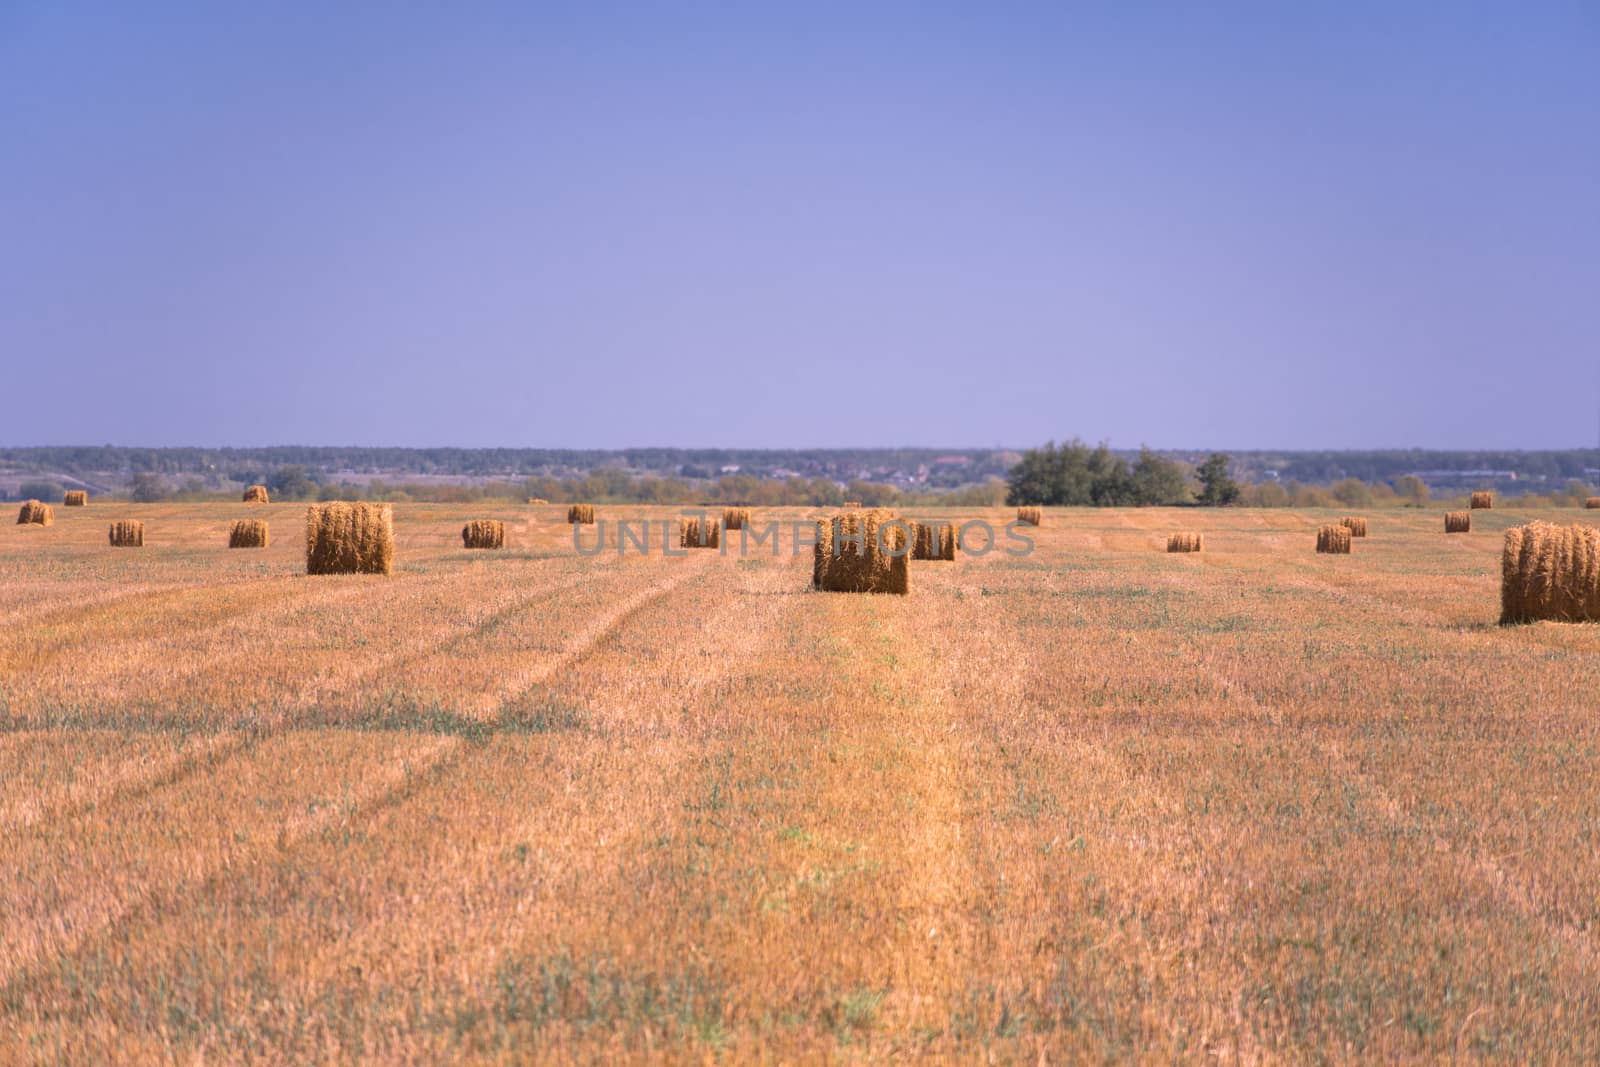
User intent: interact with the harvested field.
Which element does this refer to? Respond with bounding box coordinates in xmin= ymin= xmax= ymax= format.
xmin=3 ymin=502 xmax=1600 ymax=1060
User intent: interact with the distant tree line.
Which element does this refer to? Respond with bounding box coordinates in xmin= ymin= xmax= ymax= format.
xmin=1004 ymin=441 xmax=1234 ymax=507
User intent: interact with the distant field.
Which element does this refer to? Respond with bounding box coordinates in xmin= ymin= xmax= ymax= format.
xmin=3 ymin=502 xmax=1599 ymax=1061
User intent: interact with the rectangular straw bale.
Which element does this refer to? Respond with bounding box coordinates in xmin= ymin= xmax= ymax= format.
xmin=228 ymin=519 xmax=270 ymax=548
xmin=243 ymin=485 xmax=270 ymax=503
xmin=462 ymin=519 xmax=505 ymax=549
xmin=109 ymin=520 xmax=144 ymax=547
xmin=1470 ymin=491 xmax=1493 ymax=509
xmin=1339 ymin=516 xmax=1368 ymax=537
xmin=1167 ymin=532 xmax=1203 ymax=553
xmin=722 ymin=507 xmax=751 ymax=531
xmin=1016 ymin=506 xmax=1042 ymax=527
xmin=813 ymin=509 xmax=910 ymax=594
xmin=63 ymin=490 xmax=87 ymax=507
xmin=911 ymin=520 xmax=957 ymax=561
xmin=1445 ymin=511 xmax=1471 ymax=534
xmin=17 ymin=500 xmax=54 ymax=526
xmin=567 ymin=504 xmax=596 ymax=524
xmin=306 ymin=502 xmax=393 ymax=575
xmin=1501 ymin=521 xmax=1600 ymax=624
xmin=1316 ymin=525 xmax=1351 ymax=554
xmin=680 ymin=516 xmax=721 ymax=549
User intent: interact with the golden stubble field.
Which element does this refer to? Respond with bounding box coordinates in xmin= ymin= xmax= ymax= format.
xmin=2 ymin=501 xmax=1599 ymax=1062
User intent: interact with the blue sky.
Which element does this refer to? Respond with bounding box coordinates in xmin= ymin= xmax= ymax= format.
xmin=2 ymin=3 xmax=1596 ymax=449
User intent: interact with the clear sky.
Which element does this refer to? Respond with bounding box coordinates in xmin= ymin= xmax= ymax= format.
xmin=2 ymin=3 xmax=1596 ymax=449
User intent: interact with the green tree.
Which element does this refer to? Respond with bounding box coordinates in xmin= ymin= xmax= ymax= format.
xmin=130 ymin=473 xmax=167 ymax=502
xmin=1129 ymin=447 xmax=1190 ymax=506
xmin=1331 ymin=478 xmax=1372 ymax=508
xmin=1195 ymin=453 xmax=1240 ymax=506
xmin=18 ymin=479 xmax=64 ymax=502
xmin=1392 ymin=475 xmax=1428 ymax=507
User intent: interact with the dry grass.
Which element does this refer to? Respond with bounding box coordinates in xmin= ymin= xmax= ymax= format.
xmin=1471 ymin=491 xmax=1493 ymax=509
xmin=722 ymin=507 xmax=752 ymax=531
xmin=1340 ymin=516 xmax=1368 ymax=537
xmin=1500 ymin=521 xmax=1600 ymax=624
xmin=1016 ymin=506 xmax=1042 ymax=526
xmin=679 ymin=516 xmax=721 ymax=549
xmin=227 ymin=519 xmax=269 ymax=549
xmin=1167 ymin=532 xmax=1203 ymax=553
xmin=243 ymin=485 xmax=270 ymax=504
xmin=814 ymin=509 xmax=910 ymax=593
xmin=911 ymin=520 xmax=957 ymax=561
xmin=16 ymin=500 xmax=53 ymax=526
xmin=567 ymin=504 xmax=596 ymax=525
xmin=1446 ymin=510 xmax=1472 ymax=534
xmin=4 ymin=503 xmax=1600 ymax=1060
xmin=1316 ymin=524 xmax=1351 ymax=554
xmin=63 ymin=490 xmax=87 ymax=507
xmin=461 ymin=520 xmax=506 ymax=550
xmin=108 ymin=520 xmax=144 ymax=547
xmin=306 ymin=502 xmax=394 ymax=575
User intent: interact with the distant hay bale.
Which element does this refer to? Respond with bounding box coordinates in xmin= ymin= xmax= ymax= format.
xmin=228 ymin=519 xmax=270 ymax=548
xmin=16 ymin=500 xmax=53 ymax=526
xmin=1167 ymin=532 xmax=1203 ymax=553
xmin=1016 ymin=506 xmax=1042 ymax=527
xmin=722 ymin=507 xmax=752 ymax=531
xmin=462 ymin=519 xmax=505 ymax=549
xmin=842 ymin=501 xmax=862 ymax=508
xmin=813 ymin=509 xmax=910 ymax=594
xmin=1316 ymin=525 xmax=1351 ymax=554
xmin=567 ymin=504 xmax=596 ymax=525
xmin=1501 ymin=522 xmax=1600 ymax=624
xmin=1340 ymin=516 xmax=1368 ymax=538
xmin=1586 ymin=498 xmax=1600 ymax=509
xmin=1470 ymin=491 xmax=1493 ymax=510
xmin=1445 ymin=511 xmax=1471 ymax=534
xmin=108 ymin=520 xmax=144 ymax=547
xmin=63 ymin=490 xmax=87 ymax=507
xmin=679 ymin=516 xmax=721 ymax=549
xmin=528 ymin=498 xmax=548 ymax=505
xmin=305 ymin=502 xmax=394 ymax=575
xmin=911 ymin=520 xmax=957 ymax=561
xmin=243 ymin=485 xmax=270 ymax=504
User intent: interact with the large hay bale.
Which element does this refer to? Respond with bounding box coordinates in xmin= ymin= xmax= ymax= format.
xmin=1501 ymin=522 xmax=1600 ymax=624
xmin=63 ymin=490 xmax=87 ymax=507
xmin=1470 ymin=491 xmax=1493 ymax=510
xmin=109 ymin=520 xmax=144 ymax=547
xmin=911 ymin=520 xmax=957 ymax=561
xmin=1316 ymin=525 xmax=1351 ymax=554
xmin=1167 ymin=532 xmax=1203 ymax=553
xmin=306 ymin=502 xmax=394 ymax=575
xmin=1586 ymin=497 xmax=1600 ymax=509
xmin=16 ymin=500 xmax=54 ymax=526
xmin=1445 ymin=511 xmax=1471 ymax=534
xmin=1340 ymin=516 xmax=1368 ymax=537
xmin=568 ymin=504 xmax=596 ymax=525
xmin=813 ymin=509 xmax=910 ymax=594
xmin=722 ymin=507 xmax=752 ymax=531
xmin=228 ymin=519 xmax=270 ymax=548
xmin=243 ymin=485 xmax=270 ymax=504
xmin=462 ymin=519 xmax=505 ymax=549
xmin=1016 ymin=506 xmax=1042 ymax=527
xmin=680 ymin=516 xmax=721 ymax=549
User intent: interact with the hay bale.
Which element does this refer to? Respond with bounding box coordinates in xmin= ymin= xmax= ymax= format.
xmin=306 ymin=502 xmax=394 ymax=575
xmin=1167 ymin=532 xmax=1203 ymax=553
xmin=1316 ymin=525 xmax=1351 ymax=554
xmin=63 ymin=490 xmax=87 ymax=507
xmin=814 ymin=509 xmax=910 ymax=594
xmin=228 ymin=519 xmax=270 ymax=548
xmin=567 ymin=504 xmax=596 ymax=525
xmin=1445 ymin=511 xmax=1471 ymax=534
xmin=108 ymin=520 xmax=144 ymax=547
xmin=842 ymin=501 xmax=862 ymax=509
xmin=243 ymin=485 xmax=270 ymax=504
xmin=462 ymin=519 xmax=505 ymax=549
xmin=528 ymin=497 xmax=548 ymax=505
xmin=1340 ymin=516 xmax=1368 ymax=538
xmin=16 ymin=500 xmax=54 ymax=526
xmin=1016 ymin=506 xmax=1042 ymax=527
xmin=679 ymin=516 xmax=721 ymax=549
xmin=911 ymin=520 xmax=957 ymax=561
xmin=1470 ymin=491 xmax=1493 ymax=510
xmin=722 ymin=507 xmax=752 ymax=531
xmin=1586 ymin=497 xmax=1600 ymax=509
xmin=1501 ymin=521 xmax=1600 ymax=624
